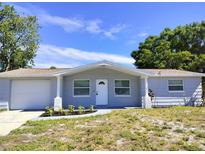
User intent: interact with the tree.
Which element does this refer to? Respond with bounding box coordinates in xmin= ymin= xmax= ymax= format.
xmin=131 ymin=21 xmax=205 ymax=104
xmin=50 ymin=66 xmax=57 ymax=69
xmin=131 ymin=21 xmax=205 ymax=71
xmin=0 ymin=4 xmax=39 ymax=72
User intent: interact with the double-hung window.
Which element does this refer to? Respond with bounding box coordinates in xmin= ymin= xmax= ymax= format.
xmin=115 ymin=80 xmax=130 ymax=96
xmin=74 ymin=80 xmax=90 ymax=96
xmin=168 ymin=80 xmax=184 ymax=92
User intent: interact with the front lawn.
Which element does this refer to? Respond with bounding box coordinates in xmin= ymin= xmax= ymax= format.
xmin=0 ymin=106 xmax=205 ymax=151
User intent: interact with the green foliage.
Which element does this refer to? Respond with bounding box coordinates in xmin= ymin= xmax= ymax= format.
xmin=78 ymin=105 xmax=85 ymax=114
xmin=64 ymin=110 xmax=69 ymax=116
xmin=0 ymin=4 xmax=40 ymax=72
xmin=58 ymin=108 xmax=63 ymax=115
xmin=49 ymin=66 xmax=56 ymax=69
xmin=45 ymin=106 xmax=54 ymax=116
xmin=68 ymin=105 xmax=75 ymax=113
xmin=89 ymin=105 xmax=95 ymax=112
xmin=0 ymin=108 xmax=6 ymax=112
xmin=131 ymin=21 xmax=205 ymax=73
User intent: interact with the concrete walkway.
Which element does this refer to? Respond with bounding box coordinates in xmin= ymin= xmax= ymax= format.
xmin=32 ymin=109 xmax=112 ymax=121
xmin=0 ymin=110 xmax=43 ymax=136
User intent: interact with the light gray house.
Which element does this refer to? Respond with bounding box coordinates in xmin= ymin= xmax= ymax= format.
xmin=0 ymin=61 xmax=204 ymax=110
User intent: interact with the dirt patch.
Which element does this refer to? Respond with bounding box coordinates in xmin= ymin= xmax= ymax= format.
xmin=135 ymin=113 xmax=205 ymax=150
xmin=116 ymin=138 xmax=126 ymax=145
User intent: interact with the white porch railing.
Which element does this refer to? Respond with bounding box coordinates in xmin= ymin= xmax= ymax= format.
xmin=151 ymin=97 xmax=203 ymax=107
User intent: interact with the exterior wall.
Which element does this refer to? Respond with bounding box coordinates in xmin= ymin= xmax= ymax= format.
xmin=148 ymin=77 xmax=202 ymax=106
xmin=0 ymin=71 xmax=203 ymax=109
xmin=63 ymin=68 xmax=141 ymax=108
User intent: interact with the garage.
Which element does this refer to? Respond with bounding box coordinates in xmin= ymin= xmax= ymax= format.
xmin=11 ymin=80 xmax=51 ymax=110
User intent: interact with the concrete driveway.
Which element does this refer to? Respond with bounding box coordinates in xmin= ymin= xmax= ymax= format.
xmin=0 ymin=110 xmax=43 ymax=136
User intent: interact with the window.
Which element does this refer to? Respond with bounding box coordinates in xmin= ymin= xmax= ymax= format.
xmin=168 ymin=80 xmax=183 ymax=92
xmin=74 ymin=80 xmax=90 ymax=96
xmin=115 ymin=80 xmax=130 ymax=96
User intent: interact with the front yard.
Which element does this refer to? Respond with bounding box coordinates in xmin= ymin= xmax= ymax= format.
xmin=0 ymin=107 xmax=205 ymax=151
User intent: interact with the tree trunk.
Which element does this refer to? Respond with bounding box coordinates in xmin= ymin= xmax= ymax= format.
xmin=5 ymin=58 xmax=10 ymax=71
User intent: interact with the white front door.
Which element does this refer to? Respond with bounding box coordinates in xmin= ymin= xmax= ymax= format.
xmin=96 ymin=79 xmax=108 ymax=105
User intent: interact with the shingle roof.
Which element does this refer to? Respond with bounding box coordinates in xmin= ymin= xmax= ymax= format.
xmin=141 ymin=69 xmax=204 ymax=77
xmin=0 ymin=61 xmax=204 ymax=78
xmin=0 ymin=68 xmax=70 ymax=78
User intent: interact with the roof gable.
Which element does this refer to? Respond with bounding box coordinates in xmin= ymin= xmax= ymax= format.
xmin=55 ymin=61 xmax=152 ymax=77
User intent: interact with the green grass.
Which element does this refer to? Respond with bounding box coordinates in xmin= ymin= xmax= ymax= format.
xmin=0 ymin=106 xmax=205 ymax=151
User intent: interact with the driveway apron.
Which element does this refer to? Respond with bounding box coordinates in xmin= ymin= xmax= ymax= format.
xmin=0 ymin=110 xmax=43 ymax=136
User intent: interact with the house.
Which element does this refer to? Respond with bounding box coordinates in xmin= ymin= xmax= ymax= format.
xmin=0 ymin=61 xmax=204 ymax=110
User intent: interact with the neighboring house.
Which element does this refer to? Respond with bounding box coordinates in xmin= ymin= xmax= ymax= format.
xmin=0 ymin=61 xmax=204 ymax=110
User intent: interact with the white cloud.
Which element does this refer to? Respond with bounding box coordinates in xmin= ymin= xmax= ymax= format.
xmin=137 ymin=32 xmax=149 ymax=37
xmin=85 ymin=19 xmax=102 ymax=34
xmin=13 ymin=4 xmax=84 ymax=32
xmin=103 ymin=24 xmax=126 ymax=39
xmin=126 ymin=32 xmax=149 ymax=46
xmin=40 ymin=14 xmax=84 ymax=32
xmin=34 ymin=44 xmax=134 ymax=68
xmin=34 ymin=62 xmax=78 ymax=68
xmin=13 ymin=4 xmax=126 ymax=39
xmin=13 ymin=4 xmax=34 ymax=16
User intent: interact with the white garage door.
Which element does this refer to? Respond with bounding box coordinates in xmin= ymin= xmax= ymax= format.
xmin=11 ymin=80 xmax=51 ymax=110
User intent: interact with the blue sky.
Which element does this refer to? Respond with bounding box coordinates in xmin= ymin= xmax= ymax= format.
xmin=8 ymin=2 xmax=205 ymax=68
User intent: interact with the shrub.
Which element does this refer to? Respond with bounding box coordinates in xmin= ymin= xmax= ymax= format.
xmin=64 ymin=110 xmax=69 ymax=116
xmin=68 ymin=105 xmax=75 ymax=113
xmin=58 ymin=108 xmax=64 ymax=115
xmin=89 ymin=105 xmax=95 ymax=112
xmin=78 ymin=105 xmax=85 ymax=114
xmin=45 ymin=106 xmax=54 ymax=116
